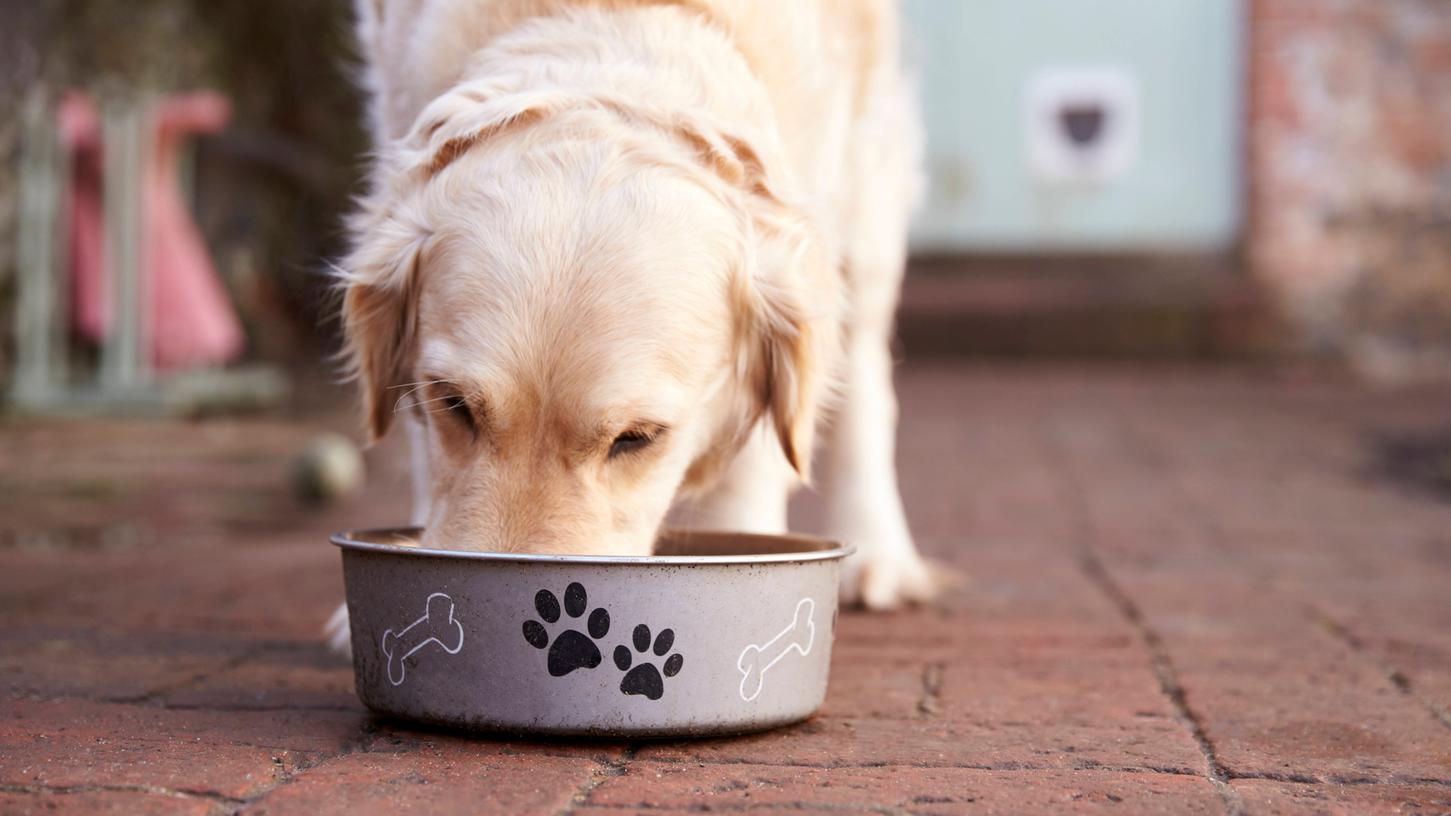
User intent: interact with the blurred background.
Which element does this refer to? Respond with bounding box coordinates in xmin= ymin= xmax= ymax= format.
xmin=1 ymin=0 xmax=1449 ymax=538
xmin=899 ymin=0 xmax=1450 ymax=374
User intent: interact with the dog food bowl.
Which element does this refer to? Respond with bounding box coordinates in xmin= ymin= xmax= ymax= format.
xmin=334 ymin=528 xmax=850 ymax=737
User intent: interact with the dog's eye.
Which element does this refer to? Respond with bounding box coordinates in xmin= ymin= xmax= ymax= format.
xmin=609 ymin=428 xmax=657 ymax=459
xmin=430 ymin=388 xmax=476 ymax=435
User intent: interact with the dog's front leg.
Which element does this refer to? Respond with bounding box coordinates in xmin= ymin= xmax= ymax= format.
xmin=821 ymin=323 xmax=934 ymax=609
xmin=821 ymin=70 xmax=938 ymax=609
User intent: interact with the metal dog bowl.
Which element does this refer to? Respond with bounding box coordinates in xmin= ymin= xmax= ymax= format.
xmin=334 ymin=528 xmax=850 ymax=737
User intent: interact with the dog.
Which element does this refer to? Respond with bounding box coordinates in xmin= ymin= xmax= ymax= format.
xmin=328 ymin=0 xmax=933 ymax=651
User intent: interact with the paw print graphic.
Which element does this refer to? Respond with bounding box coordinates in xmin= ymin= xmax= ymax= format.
xmin=613 ymin=623 xmax=683 ymax=700
xmin=522 ymin=582 xmax=610 ymax=677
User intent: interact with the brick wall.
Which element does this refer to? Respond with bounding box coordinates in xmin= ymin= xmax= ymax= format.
xmin=1249 ymin=0 xmax=1451 ymax=377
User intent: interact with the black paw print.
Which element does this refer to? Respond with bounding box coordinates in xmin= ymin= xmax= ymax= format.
xmin=522 ymin=582 xmax=610 ymax=677
xmin=613 ymin=623 xmax=683 ymax=700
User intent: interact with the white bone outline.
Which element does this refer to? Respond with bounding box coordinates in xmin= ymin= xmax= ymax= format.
xmin=737 ymin=597 xmax=815 ymax=702
xmin=380 ymin=592 xmax=465 ymax=686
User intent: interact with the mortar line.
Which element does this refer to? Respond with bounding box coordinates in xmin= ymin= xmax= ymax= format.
xmin=109 ymin=645 xmax=266 ymax=706
xmin=916 ymin=661 xmax=944 ymax=718
xmin=219 ymin=715 xmax=379 ymax=814
xmin=558 ymin=743 xmax=639 ymax=816
xmin=1041 ymin=417 xmax=1245 ymax=816
xmin=9 ymin=687 xmax=359 ymax=713
xmin=574 ymin=803 xmax=897 ymax=813
xmin=620 ymin=754 xmax=1202 ymax=775
xmin=1075 ymin=549 xmax=1243 ymax=810
xmin=1309 ymin=604 xmax=1451 ymax=734
xmin=0 ymin=781 xmax=245 ymax=807
xmin=1225 ymin=769 xmax=1451 ymax=789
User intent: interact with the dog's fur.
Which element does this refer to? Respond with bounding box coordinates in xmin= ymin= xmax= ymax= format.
xmin=329 ymin=0 xmax=931 ymax=648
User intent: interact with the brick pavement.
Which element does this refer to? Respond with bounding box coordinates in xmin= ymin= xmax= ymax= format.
xmin=2 ymin=364 xmax=1450 ymax=814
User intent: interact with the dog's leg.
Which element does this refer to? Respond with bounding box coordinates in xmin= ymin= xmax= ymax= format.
xmin=676 ymin=427 xmax=797 ymax=535
xmin=326 ymin=414 xmax=433 ymax=657
xmin=823 ymin=77 xmax=934 ymax=610
xmin=822 ymin=314 xmax=933 ymax=609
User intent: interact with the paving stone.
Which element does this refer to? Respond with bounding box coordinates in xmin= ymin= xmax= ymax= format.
xmin=1108 ymin=571 xmax=1451 ymax=783
xmin=161 ymin=643 xmax=359 ymax=711
xmin=39 ymin=544 xmax=347 ymax=638
xmin=0 ymin=626 xmax=251 ymax=702
xmin=829 ymin=608 xmax=972 ymax=663
xmin=238 ymin=747 xmax=598 ymax=816
xmin=1187 ymin=662 xmax=1451 ymax=784
xmin=5 ymin=365 xmax=1451 ymax=812
xmin=580 ymin=801 xmax=853 ymax=807
xmin=362 ymin=720 xmax=632 ymax=763
xmin=1232 ymin=779 xmax=1451 ymax=815
xmin=636 ymin=716 xmax=1203 ymax=773
xmin=586 ymin=761 xmax=1222 ymax=814
xmin=935 ymin=643 xmax=1182 ymax=730
xmin=0 ymin=790 xmax=218 ymax=816
xmin=1305 ymin=577 xmax=1451 ymax=717
xmin=829 ymin=557 xmax=1129 ymax=665
xmin=820 ymin=656 xmax=929 ymax=719
xmin=0 ymin=697 xmax=366 ymax=799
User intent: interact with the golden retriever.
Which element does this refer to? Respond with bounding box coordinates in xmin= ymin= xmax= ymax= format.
xmin=328 ymin=0 xmax=932 ymax=650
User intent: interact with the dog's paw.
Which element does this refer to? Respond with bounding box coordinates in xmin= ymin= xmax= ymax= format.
xmin=840 ymin=549 xmax=942 ymax=610
xmin=324 ymin=603 xmax=353 ymax=659
xmin=829 ymin=510 xmax=946 ymax=610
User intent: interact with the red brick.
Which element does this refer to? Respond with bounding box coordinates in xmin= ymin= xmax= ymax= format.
xmin=1246 ymin=0 xmax=1451 ymax=348
xmin=820 ymin=657 xmax=928 ymax=719
xmin=828 ymin=609 xmax=967 ymax=663
xmin=32 ymin=545 xmax=347 ymax=639
xmin=936 ymin=646 xmax=1184 ymax=733
xmin=240 ymin=748 xmax=598 ymax=816
xmin=1192 ymin=666 xmax=1451 ymax=784
xmin=0 ymin=551 xmax=101 ymax=618
xmin=1306 ymin=580 xmax=1451 ymax=715
xmin=586 ymin=762 xmax=1221 ymax=814
xmin=577 ymin=807 xmax=853 ymax=813
xmin=363 ymin=720 xmax=632 ymax=764
xmin=0 ymin=626 xmax=264 ymax=702
xmin=7 ymin=363 xmax=1451 ymax=813
xmin=0 ymin=698 xmax=365 ymax=799
xmin=0 ymin=790 xmax=217 ymax=816
xmin=161 ymin=644 xmax=359 ymax=711
xmin=829 ymin=560 xmax=1131 ymax=665
xmin=1233 ymin=778 xmax=1451 ymax=815
xmin=1108 ymin=571 xmax=1451 ymax=782
xmin=1364 ymin=634 xmax=1451 ymax=717
xmin=636 ymin=716 xmax=1203 ymax=774
xmin=581 ymin=809 xmax=853 ymax=816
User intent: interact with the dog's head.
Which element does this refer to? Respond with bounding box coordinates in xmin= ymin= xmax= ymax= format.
xmin=339 ymin=82 xmax=832 ymax=554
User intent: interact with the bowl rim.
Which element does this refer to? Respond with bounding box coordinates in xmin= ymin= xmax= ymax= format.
xmin=332 ymin=527 xmax=854 ymax=565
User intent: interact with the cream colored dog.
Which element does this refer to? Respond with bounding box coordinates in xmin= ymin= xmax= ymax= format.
xmin=329 ymin=0 xmax=931 ymax=649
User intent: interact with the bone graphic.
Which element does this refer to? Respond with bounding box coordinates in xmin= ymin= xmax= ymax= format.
xmin=380 ymin=592 xmax=464 ymax=686
xmin=737 ymin=597 xmax=815 ymax=702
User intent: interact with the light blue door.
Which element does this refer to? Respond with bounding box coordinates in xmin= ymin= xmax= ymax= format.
xmin=903 ymin=0 xmax=1244 ymax=253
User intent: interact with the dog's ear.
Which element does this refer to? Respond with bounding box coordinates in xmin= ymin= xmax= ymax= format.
xmin=339 ymin=80 xmax=544 ymax=442
xmin=697 ymin=126 xmax=830 ymax=483
xmin=745 ymin=237 xmax=823 ymax=482
xmin=407 ymin=82 xmax=561 ymax=178
xmin=339 ymin=204 xmax=427 ymax=442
